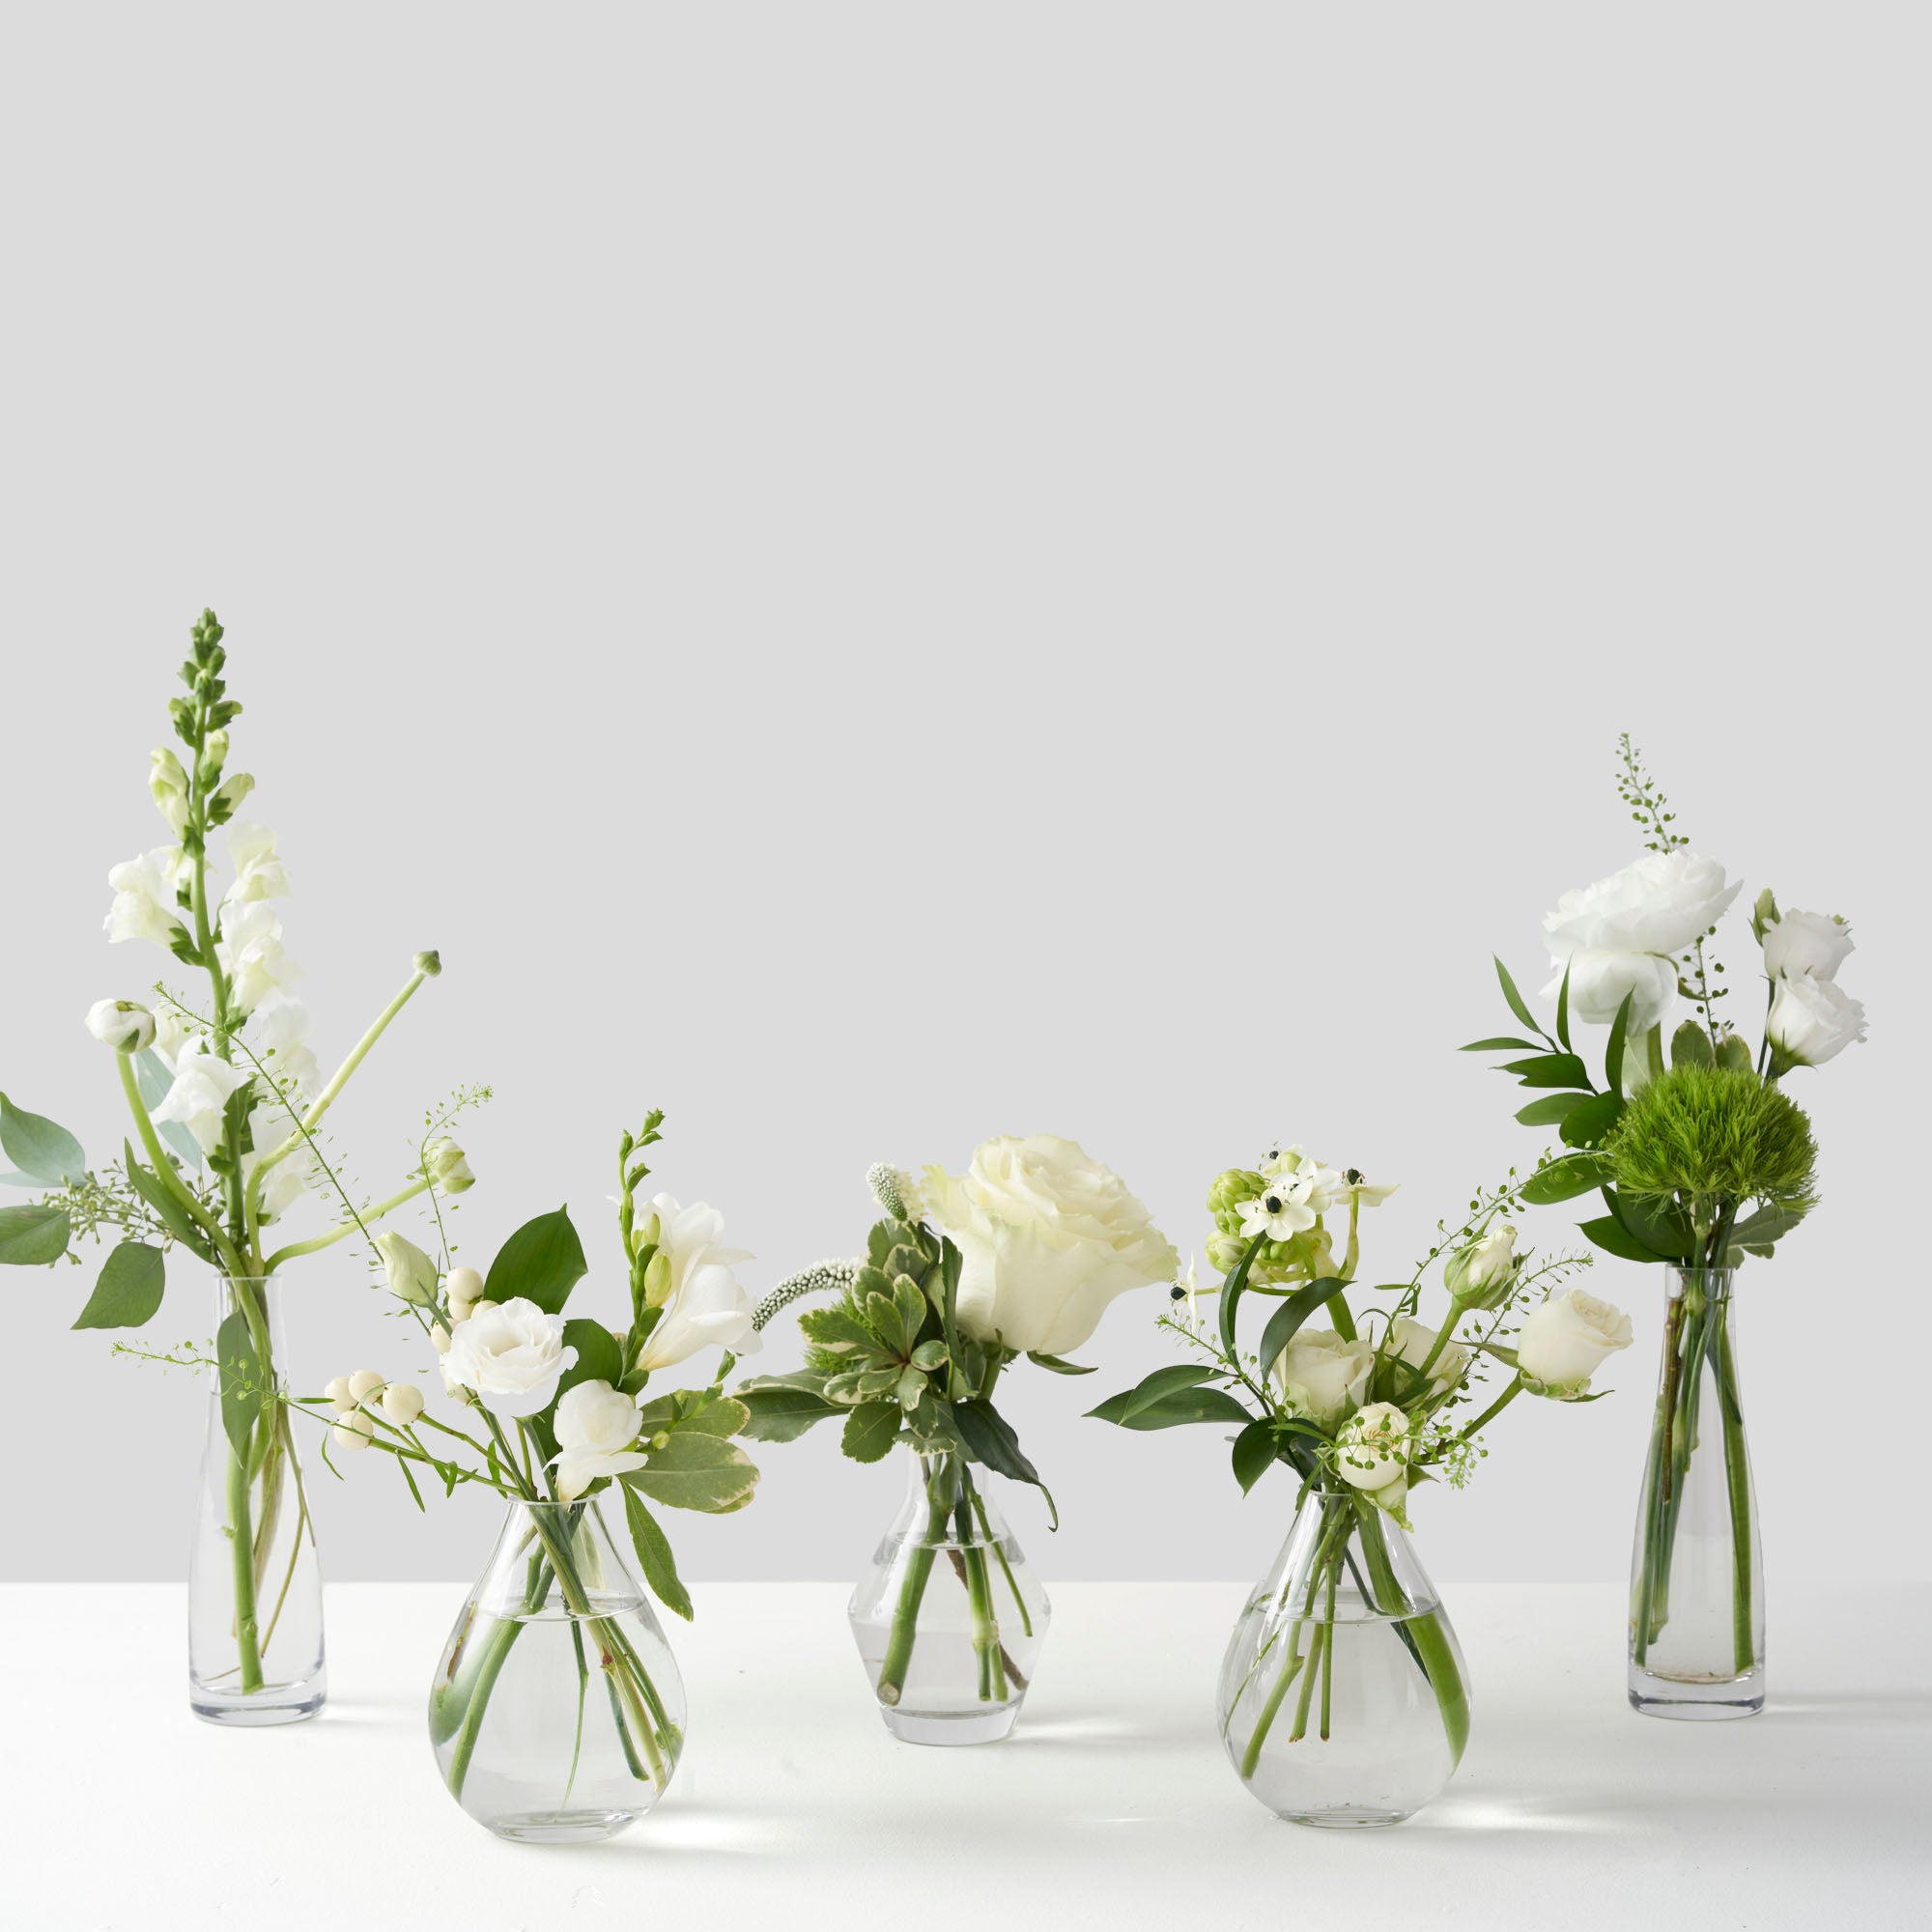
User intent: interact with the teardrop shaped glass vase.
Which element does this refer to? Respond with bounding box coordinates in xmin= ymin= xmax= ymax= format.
xmin=847 ymin=1450 xmax=1050 ymax=1744
xmin=429 ymin=1497 xmax=686 ymax=1843
xmin=1218 ymin=1488 xmax=1469 ymax=1827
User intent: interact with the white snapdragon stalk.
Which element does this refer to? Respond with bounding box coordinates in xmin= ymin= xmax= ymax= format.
xmin=103 ymin=847 xmax=187 ymax=946
xmin=634 ymin=1195 xmax=758 ymax=1370
xmin=248 ymin=988 xmax=319 ymax=1094
xmin=442 ymin=1297 xmax=575 ymax=1418
xmin=550 ymin=1378 xmax=651 ymax=1500
xmin=1517 ymin=1287 xmax=1634 ymax=1392
xmin=214 ymin=900 xmax=301 ymax=1015
xmin=242 ymin=1100 xmax=307 ymax=1220
xmin=149 ymin=1000 xmax=202 ymax=1069
xmin=84 ymin=999 xmax=156 ymax=1053
xmin=1766 ymin=975 xmax=1867 ymax=1070
xmin=222 ymin=823 xmax=292 ymax=905
xmin=150 ymin=1042 xmax=255 ymax=1154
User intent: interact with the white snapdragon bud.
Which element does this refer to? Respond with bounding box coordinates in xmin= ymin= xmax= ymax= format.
xmin=348 ymin=1368 xmax=385 ymax=1403
xmin=332 ymin=1410 xmax=375 ymax=1452
xmin=324 ymin=1375 xmax=356 ymax=1413
xmin=149 ymin=750 xmax=191 ymax=834
xmin=211 ymin=771 xmax=255 ymax=820
xmin=381 ymin=1383 xmax=425 ymax=1425
xmin=85 ymin=998 xmax=156 ymax=1053
xmin=1444 ymin=1223 xmax=1520 ymax=1310
xmin=424 ymin=1137 xmax=474 ymax=1195
xmin=374 ymin=1231 xmax=439 ymax=1305
xmin=445 ymin=1265 xmax=485 ymax=1320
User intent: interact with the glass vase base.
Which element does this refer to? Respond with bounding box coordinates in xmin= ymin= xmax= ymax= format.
xmin=190 ymin=1671 xmax=327 ymax=1727
xmin=1628 ymin=1662 xmax=1764 ymax=1721
xmin=485 ymin=1810 xmax=643 ymax=1846
xmin=1276 ymin=1804 xmax=1414 ymax=1830
xmin=880 ymin=1703 xmax=1022 ymax=1747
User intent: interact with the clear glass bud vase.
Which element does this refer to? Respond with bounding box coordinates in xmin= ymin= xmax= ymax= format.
xmin=1629 ymin=1266 xmax=1763 ymax=1719
xmin=1218 ymin=1487 xmax=1469 ymax=1827
xmin=189 ymin=1273 xmax=325 ymax=1725
xmin=848 ymin=1450 xmax=1050 ymax=1745
xmin=429 ymin=1497 xmax=687 ymax=1843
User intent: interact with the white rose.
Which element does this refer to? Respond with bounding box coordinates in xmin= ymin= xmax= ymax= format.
xmin=1767 ymin=975 xmax=1867 ymax=1070
xmin=103 ymin=847 xmax=188 ymax=947
xmin=634 ymin=1194 xmax=758 ymax=1370
xmin=214 ymin=900 xmax=302 ymax=1015
xmin=150 ymin=1041 xmax=255 ymax=1153
xmin=1546 ymin=949 xmax=1681 ymax=1031
xmin=1336 ymin=1400 xmax=1410 ymax=1491
xmin=1762 ymin=908 xmax=1854 ymax=983
xmin=550 ymin=1378 xmax=650 ymax=1500
xmin=1388 ymin=1315 xmax=1471 ymax=1392
xmin=149 ymin=750 xmax=191 ymax=835
xmin=374 ymin=1231 xmax=439 ymax=1305
xmin=1444 ymin=1222 xmax=1520 ymax=1310
xmin=924 ymin=1134 xmax=1179 ymax=1357
xmin=222 ymin=823 xmax=292 ymax=905
xmin=442 ymin=1296 xmax=575 ymax=1418
xmin=85 ymin=998 xmax=156 ymax=1053
xmin=1517 ymin=1286 xmax=1634 ymax=1390
xmin=1275 ymin=1328 xmax=1375 ymax=1427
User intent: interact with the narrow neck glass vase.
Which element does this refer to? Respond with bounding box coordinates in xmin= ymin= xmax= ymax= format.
xmin=1629 ymin=1265 xmax=1763 ymax=1719
xmin=188 ymin=1272 xmax=325 ymax=1725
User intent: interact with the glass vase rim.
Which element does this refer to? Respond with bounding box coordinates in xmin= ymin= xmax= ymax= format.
xmin=1663 ymin=1264 xmax=1738 ymax=1286
xmin=497 ymin=1493 xmax=611 ymax=1518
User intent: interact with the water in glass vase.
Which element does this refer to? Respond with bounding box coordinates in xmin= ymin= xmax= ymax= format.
xmin=1219 ymin=1488 xmax=1468 ymax=1827
xmin=848 ymin=1451 xmax=1049 ymax=1745
xmin=430 ymin=1498 xmax=685 ymax=1844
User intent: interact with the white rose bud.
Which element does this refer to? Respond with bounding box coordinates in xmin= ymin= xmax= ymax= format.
xmin=85 ymin=998 xmax=156 ymax=1053
xmin=332 ymin=1409 xmax=376 ymax=1452
xmin=1445 ymin=1223 xmax=1520 ymax=1310
xmin=1517 ymin=1287 xmax=1634 ymax=1391
xmin=347 ymin=1368 xmax=386 ymax=1403
xmin=324 ymin=1375 xmax=356 ymax=1413
xmin=1767 ymin=974 xmax=1867 ymax=1071
xmin=424 ymin=1137 xmax=474 ymax=1195
xmin=1762 ymin=908 xmax=1854 ymax=983
xmin=374 ymin=1231 xmax=439 ymax=1305
xmin=1335 ymin=1400 xmax=1411 ymax=1492
xmin=381 ymin=1383 xmax=425 ymax=1426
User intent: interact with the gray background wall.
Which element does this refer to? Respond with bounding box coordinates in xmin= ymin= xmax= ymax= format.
xmin=2 ymin=5 xmax=1922 ymax=1588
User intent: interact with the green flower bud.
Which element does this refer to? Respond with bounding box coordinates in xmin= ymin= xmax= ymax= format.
xmin=1444 ymin=1223 xmax=1520 ymax=1310
xmin=643 ymin=1248 xmax=672 ymax=1308
xmin=1207 ymin=1169 xmax=1264 ymax=1215
xmin=425 ymin=1136 xmax=474 ymax=1195
xmin=413 ymin=950 xmax=442 ymax=978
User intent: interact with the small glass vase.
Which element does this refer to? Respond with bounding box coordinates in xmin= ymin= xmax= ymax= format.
xmin=429 ymin=1497 xmax=687 ymax=1843
xmin=188 ymin=1273 xmax=325 ymax=1726
xmin=1218 ymin=1486 xmax=1469 ymax=1827
xmin=848 ymin=1450 xmax=1050 ymax=1745
xmin=1629 ymin=1265 xmax=1763 ymax=1719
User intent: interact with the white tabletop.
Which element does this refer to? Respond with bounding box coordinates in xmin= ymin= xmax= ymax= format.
xmin=7 ymin=1580 xmax=1920 ymax=1929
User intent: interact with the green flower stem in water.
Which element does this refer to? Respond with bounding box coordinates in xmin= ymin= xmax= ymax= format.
xmin=876 ymin=1454 xmax=955 ymax=1707
xmin=1715 ymin=1314 xmax=1755 ymax=1673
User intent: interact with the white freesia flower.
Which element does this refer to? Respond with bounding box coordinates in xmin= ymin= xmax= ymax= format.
xmin=442 ymin=1297 xmax=574 ymax=1418
xmin=1762 ymin=909 xmax=1855 ymax=984
xmin=222 ymin=823 xmax=292 ymax=905
xmin=634 ymin=1194 xmax=758 ymax=1370
xmin=214 ymin=900 xmax=301 ymax=1014
xmin=150 ymin=1042 xmax=254 ymax=1153
xmin=925 ymin=1135 xmax=1179 ymax=1357
xmin=1275 ymin=1329 xmax=1375 ymax=1427
xmin=1767 ymin=975 xmax=1867 ymax=1069
xmin=1444 ymin=1222 xmax=1520 ymax=1310
xmin=550 ymin=1378 xmax=651 ymax=1500
xmin=85 ymin=998 xmax=155 ymax=1052
xmin=1517 ymin=1286 xmax=1634 ymax=1391
xmin=1388 ymin=1315 xmax=1471 ymax=1392
xmin=149 ymin=750 xmax=191 ymax=835
xmin=374 ymin=1231 xmax=439 ymax=1305
xmin=1336 ymin=1401 xmax=1411 ymax=1492
xmin=104 ymin=847 xmax=188 ymax=946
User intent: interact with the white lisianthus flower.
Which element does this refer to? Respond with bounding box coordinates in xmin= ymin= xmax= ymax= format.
xmin=1444 ymin=1222 xmax=1520 ymax=1310
xmin=149 ymin=750 xmax=191 ymax=835
xmin=1517 ymin=1286 xmax=1634 ymax=1391
xmin=222 ymin=823 xmax=293 ymax=905
xmin=374 ymin=1231 xmax=439 ymax=1305
xmin=85 ymin=998 xmax=156 ymax=1053
xmin=1275 ymin=1329 xmax=1375 ymax=1427
xmin=1547 ymin=949 xmax=1681 ymax=1032
xmin=1767 ymin=975 xmax=1867 ymax=1069
xmin=924 ymin=1135 xmax=1179 ymax=1357
xmin=442 ymin=1296 xmax=575 ymax=1418
xmin=634 ymin=1195 xmax=759 ymax=1370
xmin=1388 ymin=1315 xmax=1471 ymax=1393
xmin=1762 ymin=909 xmax=1855 ymax=985
xmin=214 ymin=900 xmax=302 ymax=1014
xmin=550 ymin=1378 xmax=651 ymax=1500
xmin=104 ymin=847 xmax=188 ymax=946
xmin=1336 ymin=1401 xmax=1411 ymax=1492
xmin=150 ymin=1042 xmax=255 ymax=1153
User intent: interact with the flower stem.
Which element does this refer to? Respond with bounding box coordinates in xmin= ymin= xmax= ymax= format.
xmin=875 ymin=1454 xmax=953 ymax=1707
xmin=1714 ymin=1309 xmax=1755 ymax=1673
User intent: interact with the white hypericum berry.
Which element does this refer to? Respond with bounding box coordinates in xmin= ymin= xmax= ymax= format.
xmin=348 ymin=1368 xmax=385 ymax=1403
xmin=324 ymin=1376 xmax=355 ymax=1413
xmin=445 ymin=1265 xmax=485 ymax=1319
xmin=332 ymin=1410 xmax=375 ymax=1452
xmin=381 ymin=1383 xmax=425 ymax=1425
xmin=430 ymin=1324 xmax=452 ymax=1355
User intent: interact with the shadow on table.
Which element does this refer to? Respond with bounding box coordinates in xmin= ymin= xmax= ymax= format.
xmin=1767 ymin=1688 xmax=1932 ymax=1726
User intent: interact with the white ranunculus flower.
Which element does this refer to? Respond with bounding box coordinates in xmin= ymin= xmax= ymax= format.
xmin=1444 ymin=1222 xmax=1520 ymax=1309
xmin=550 ymin=1378 xmax=651 ymax=1500
xmin=1762 ymin=909 xmax=1855 ymax=984
xmin=374 ymin=1231 xmax=439 ymax=1305
xmin=104 ymin=847 xmax=188 ymax=946
xmin=1275 ymin=1328 xmax=1376 ymax=1427
xmin=442 ymin=1296 xmax=575 ymax=1418
xmin=1517 ymin=1286 xmax=1634 ymax=1390
xmin=85 ymin=998 xmax=156 ymax=1053
xmin=1767 ymin=974 xmax=1867 ymax=1069
xmin=1548 ymin=948 xmax=1681 ymax=1032
xmin=1388 ymin=1315 xmax=1471 ymax=1393
xmin=925 ymin=1135 xmax=1179 ymax=1357
xmin=222 ymin=823 xmax=292 ymax=905
xmin=150 ymin=1042 xmax=255 ymax=1153
xmin=214 ymin=900 xmax=302 ymax=1014
xmin=1336 ymin=1401 xmax=1411 ymax=1491
xmin=635 ymin=1195 xmax=759 ymax=1370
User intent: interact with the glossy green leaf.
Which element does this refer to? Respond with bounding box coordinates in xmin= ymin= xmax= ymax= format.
xmin=1516 ymin=1093 xmax=1583 ymax=1126
xmin=1232 ymin=1419 xmax=1279 ymax=1495
xmin=621 ymin=1484 xmax=694 ymax=1621
xmin=1493 ymin=956 xmax=1541 ymax=1035
xmin=1461 ymin=1037 xmax=1542 ymax=1053
xmin=1026 ymin=1350 xmax=1096 ymax=1376
xmin=0 ymin=1203 xmax=70 ymax=1265
xmin=1559 ymin=1092 xmax=1623 ymax=1149
xmin=1605 ymin=991 xmax=1635 ymax=1097
xmin=1257 ymin=1278 xmax=1350 ymax=1378
xmin=952 ymin=1400 xmax=1057 ymax=1527
xmin=1112 ymin=1363 xmax=1213 ymax=1422
xmin=483 ymin=1206 xmax=586 ymax=1315
xmin=71 ymin=1240 xmax=165 ymax=1327
xmin=626 ymin=1430 xmax=759 ymax=1513
xmin=1555 ymin=961 xmax=1573 ymax=1050
xmin=840 ymin=1401 xmax=902 ymax=1463
xmin=1580 ymin=1215 xmax=1668 ymax=1264
xmin=1088 ymin=1383 xmax=1252 ymax=1431
xmin=1501 ymin=1053 xmax=1591 ymax=1090
xmin=554 ymin=1319 xmax=623 ymax=1406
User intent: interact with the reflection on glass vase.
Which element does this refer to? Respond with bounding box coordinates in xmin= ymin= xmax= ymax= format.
xmin=1629 ymin=1266 xmax=1763 ymax=1719
xmin=1219 ymin=1487 xmax=1469 ymax=1827
xmin=189 ymin=1273 xmax=325 ymax=1726
xmin=430 ymin=1498 xmax=687 ymax=1844
xmin=849 ymin=1451 xmax=1050 ymax=1745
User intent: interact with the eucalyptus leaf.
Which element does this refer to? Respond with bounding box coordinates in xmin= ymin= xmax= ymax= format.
xmin=0 ymin=1203 xmax=70 ymax=1265
xmin=1671 ymin=1021 xmax=1716 ymax=1070
xmin=216 ymin=1309 xmax=263 ymax=1460
xmin=71 ymin=1240 xmax=165 ymax=1327
xmin=483 ymin=1206 xmax=586 ymax=1316
xmin=0 ymin=1094 xmax=85 ymax=1185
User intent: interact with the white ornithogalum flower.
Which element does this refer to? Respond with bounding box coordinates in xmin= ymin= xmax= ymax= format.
xmin=1275 ymin=1329 xmax=1375 ymax=1427
xmin=381 ymin=1383 xmax=424 ymax=1426
xmin=248 ymin=988 xmax=319 ymax=1094
xmin=445 ymin=1266 xmax=485 ymax=1321
xmin=333 ymin=1410 xmax=375 ymax=1452
xmin=104 ymin=847 xmax=188 ymax=946
xmin=222 ymin=823 xmax=292 ymax=905
xmin=1517 ymin=1287 xmax=1634 ymax=1392
xmin=1767 ymin=974 xmax=1867 ymax=1069
xmin=1444 ymin=1222 xmax=1520 ymax=1310
xmin=85 ymin=998 xmax=155 ymax=1052
xmin=633 ymin=1195 xmax=759 ymax=1370
xmin=442 ymin=1297 xmax=574 ymax=1417
xmin=1338 ymin=1168 xmax=1399 ymax=1208
xmin=150 ymin=1042 xmax=255 ymax=1153
xmin=424 ymin=1136 xmax=474 ymax=1195
xmin=1168 ymin=1255 xmax=1207 ymax=1325
xmin=1388 ymin=1314 xmax=1472 ymax=1392
xmin=550 ymin=1378 xmax=652 ymax=1500
xmin=374 ymin=1231 xmax=439 ymax=1305
xmin=243 ymin=1100 xmax=306 ymax=1220
xmin=1336 ymin=1401 xmax=1411 ymax=1492
xmin=1239 ymin=1170 xmax=1323 ymax=1241
xmin=149 ymin=749 xmax=191 ymax=834
xmin=1762 ymin=908 xmax=1854 ymax=983
xmin=926 ymin=1134 xmax=1179 ymax=1356
xmin=214 ymin=900 xmax=301 ymax=1015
